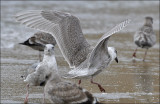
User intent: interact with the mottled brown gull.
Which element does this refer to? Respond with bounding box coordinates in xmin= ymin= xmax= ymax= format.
xmin=15 ymin=10 xmax=130 ymax=92
xmin=19 ymin=32 xmax=56 ymax=61
xmin=133 ymin=17 xmax=156 ymax=61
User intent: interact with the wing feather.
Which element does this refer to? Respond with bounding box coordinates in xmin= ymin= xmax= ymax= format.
xmin=89 ymin=19 xmax=131 ymax=66
xmin=15 ymin=10 xmax=90 ymax=68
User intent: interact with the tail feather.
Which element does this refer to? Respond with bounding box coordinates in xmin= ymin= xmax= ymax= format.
xmin=62 ymin=73 xmax=77 ymax=79
xmin=62 ymin=69 xmax=89 ymax=79
xmin=79 ymin=88 xmax=102 ymax=104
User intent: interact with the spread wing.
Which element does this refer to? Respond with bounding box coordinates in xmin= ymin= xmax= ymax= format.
xmin=88 ymin=19 xmax=131 ymax=68
xmin=15 ymin=10 xmax=90 ymax=68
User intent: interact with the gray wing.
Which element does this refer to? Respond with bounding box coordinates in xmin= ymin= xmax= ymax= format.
xmin=88 ymin=19 xmax=131 ymax=68
xmin=47 ymin=81 xmax=88 ymax=104
xmin=15 ymin=10 xmax=90 ymax=68
xmin=34 ymin=32 xmax=56 ymax=46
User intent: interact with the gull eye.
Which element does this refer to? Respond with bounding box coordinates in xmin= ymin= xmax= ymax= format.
xmin=45 ymin=76 xmax=49 ymax=79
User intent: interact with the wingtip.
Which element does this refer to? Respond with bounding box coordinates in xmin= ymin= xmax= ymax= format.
xmin=15 ymin=10 xmax=42 ymax=21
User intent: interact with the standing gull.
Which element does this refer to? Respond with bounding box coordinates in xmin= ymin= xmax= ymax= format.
xmin=133 ymin=17 xmax=156 ymax=61
xmin=21 ymin=62 xmax=40 ymax=104
xmin=23 ymin=44 xmax=56 ymax=103
xmin=19 ymin=32 xmax=56 ymax=61
xmin=15 ymin=10 xmax=130 ymax=92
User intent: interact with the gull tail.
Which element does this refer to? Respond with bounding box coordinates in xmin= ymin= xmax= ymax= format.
xmin=62 ymin=73 xmax=77 ymax=79
xmin=80 ymin=88 xmax=102 ymax=104
xmin=62 ymin=68 xmax=89 ymax=79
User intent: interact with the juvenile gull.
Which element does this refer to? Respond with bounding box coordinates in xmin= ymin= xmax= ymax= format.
xmin=19 ymin=32 xmax=56 ymax=61
xmin=133 ymin=17 xmax=156 ymax=61
xmin=15 ymin=10 xmax=130 ymax=92
xmin=45 ymin=69 xmax=101 ymax=104
xmin=23 ymin=44 xmax=56 ymax=103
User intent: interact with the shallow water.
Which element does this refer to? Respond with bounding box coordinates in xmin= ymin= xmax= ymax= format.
xmin=1 ymin=1 xmax=159 ymax=104
xmin=1 ymin=31 xmax=159 ymax=103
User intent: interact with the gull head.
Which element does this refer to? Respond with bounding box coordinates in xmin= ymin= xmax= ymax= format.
xmin=108 ymin=47 xmax=118 ymax=63
xmin=145 ymin=16 xmax=153 ymax=26
xmin=44 ymin=44 xmax=55 ymax=55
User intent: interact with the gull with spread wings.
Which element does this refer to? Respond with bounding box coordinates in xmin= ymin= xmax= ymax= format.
xmin=15 ymin=10 xmax=130 ymax=92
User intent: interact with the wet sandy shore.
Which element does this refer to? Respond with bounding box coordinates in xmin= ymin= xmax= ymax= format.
xmin=1 ymin=32 xmax=159 ymax=103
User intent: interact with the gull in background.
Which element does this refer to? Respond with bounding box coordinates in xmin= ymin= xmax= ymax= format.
xmin=24 ymin=44 xmax=102 ymax=104
xmin=133 ymin=17 xmax=156 ymax=61
xmin=15 ymin=10 xmax=130 ymax=92
xmin=19 ymin=32 xmax=56 ymax=61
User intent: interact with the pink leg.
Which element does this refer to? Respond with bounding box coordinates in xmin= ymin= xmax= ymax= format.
xmin=90 ymin=77 xmax=105 ymax=92
xmin=133 ymin=47 xmax=138 ymax=57
xmin=24 ymin=84 xmax=29 ymax=104
xmin=78 ymin=79 xmax=81 ymax=85
xmin=143 ymin=48 xmax=148 ymax=61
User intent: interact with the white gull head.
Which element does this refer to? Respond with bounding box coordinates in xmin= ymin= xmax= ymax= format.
xmin=108 ymin=47 xmax=118 ymax=63
xmin=44 ymin=44 xmax=55 ymax=56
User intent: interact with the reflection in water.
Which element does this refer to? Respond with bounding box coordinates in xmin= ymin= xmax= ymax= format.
xmin=132 ymin=61 xmax=154 ymax=103
xmin=140 ymin=63 xmax=153 ymax=93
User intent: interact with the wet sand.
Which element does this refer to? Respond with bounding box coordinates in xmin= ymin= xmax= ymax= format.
xmin=1 ymin=31 xmax=159 ymax=103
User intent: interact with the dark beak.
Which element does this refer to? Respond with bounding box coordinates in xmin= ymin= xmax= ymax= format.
xmin=115 ymin=57 xmax=118 ymax=63
xmin=19 ymin=39 xmax=30 ymax=45
xmin=19 ymin=42 xmax=25 ymax=45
